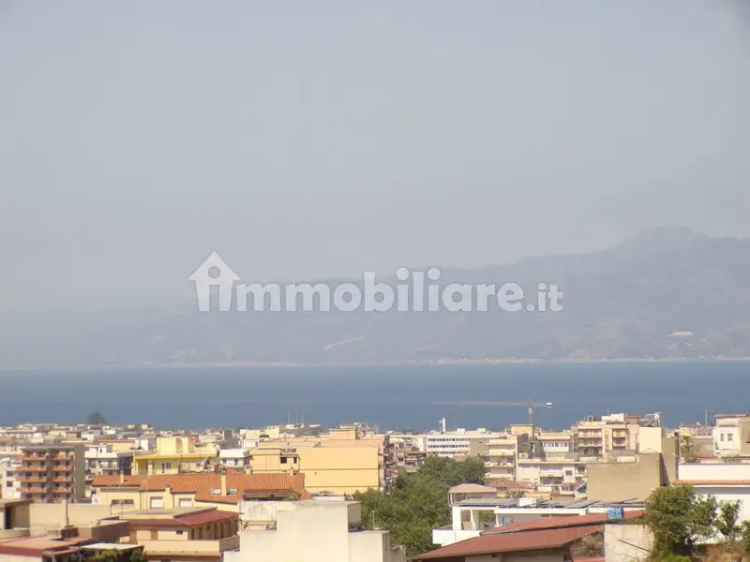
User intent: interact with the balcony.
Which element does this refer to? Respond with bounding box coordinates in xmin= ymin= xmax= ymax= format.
xmin=17 ymin=475 xmax=48 ymax=483
xmin=21 ymin=466 xmax=50 ymax=473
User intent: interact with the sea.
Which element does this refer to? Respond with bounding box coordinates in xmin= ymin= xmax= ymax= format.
xmin=0 ymin=361 xmax=747 ymax=431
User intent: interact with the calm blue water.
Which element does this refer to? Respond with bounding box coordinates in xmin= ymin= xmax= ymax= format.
xmin=0 ymin=362 xmax=747 ymax=431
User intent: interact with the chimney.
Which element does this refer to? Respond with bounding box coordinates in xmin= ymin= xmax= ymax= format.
xmin=220 ymin=473 xmax=227 ymax=496
xmin=119 ymin=472 xmax=124 ymax=484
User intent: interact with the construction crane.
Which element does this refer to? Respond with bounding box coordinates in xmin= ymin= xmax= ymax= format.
xmin=433 ymin=400 xmax=552 ymax=434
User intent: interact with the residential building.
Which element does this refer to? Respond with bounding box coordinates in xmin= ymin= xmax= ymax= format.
xmin=297 ymin=445 xmax=381 ymax=495
xmin=249 ymin=447 xmax=300 ymax=474
xmin=482 ymin=433 xmax=526 ymax=482
xmin=515 ymin=459 xmax=586 ymax=496
xmin=133 ymin=436 xmax=217 ymax=475
xmin=385 ymin=433 xmax=426 ymax=482
xmin=91 ymin=472 xmax=309 ymax=513
xmin=433 ymin=489 xmax=644 ymax=547
xmin=0 ymin=501 xmax=133 ymax=561
xmin=586 ymin=451 xmax=676 ymax=502
xmin=84 ymin=445 xmax=133 ymax=497
xmin=423 ymin=428 xmax=500 ymax=459
xmin=253 ymin=428 xmax=386 ymax=495
xmin=422 ymin=511 xmax=644 ymax=562
xmin=17 ymin=445 xmax=85 ymax=503
xmin=573 ymin=414 xmax=640 ymax=459
xmin=225 ymin=500 xmax=406 ymax=562
xmin=121 ymin=507 xmax=239 ymax=562
xmin=449 ymin=484 xmax=498 ymax=506
xmin=677 ymin=461 xmax=750 ymax=522
xmin=712 ymin=414 xmax=750 ymax=458
xmin=219 ymin=449 xmax=251 ymax=471
xmin=537 ymin=431 xmax=573 ymax=458
xmin=1 ymin=455 xmax=22 ymax=500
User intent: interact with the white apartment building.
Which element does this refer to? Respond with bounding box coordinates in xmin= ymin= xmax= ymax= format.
xmin=227 ymin=500 xmax=406 ymax=562
xmin=678 ymin=461 xmax=750 ymax=522
xmin=0 ymin=456 xmax=22 ymax=500
xmin=712 ymin=415 xmax=750 ymax=458
xmin=537 ymin=431 xmax=573 ymax=457
xmin=422 ymin=428 xmax=499 ymax=459
xmin=220 ymin=448 xmax=252 ymax=470
xmin=516 ymin=458 xmax=586 ymax=496
xmin=484 ymin=433 xmax=526 ymax=481
xmin=573 ymin=414 xmax=642 ymax=459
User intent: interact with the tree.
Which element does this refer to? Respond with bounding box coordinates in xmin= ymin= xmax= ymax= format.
xmin=88 ymin=552 xmax=120 ymax=562
xmin=717 ymin=500 xmax=741 ymax=543
xmin=355 ymin=457 xmax=485 ymax=556
xmin=740 ymin=521 xmax=750 ymax=554
xmin=645 ymin=485 xmax=717 ymax=557
xmin=129 ymin=551 xmax=147 ymax=562
xmin=88 ymin=549 xmax=146 ymax=562
xmin=679 ymin=435 xmax=696 ymax=462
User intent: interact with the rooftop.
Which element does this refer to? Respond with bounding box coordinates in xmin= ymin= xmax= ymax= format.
xmin=92 ymin=471 xmax=310 ymax=503
xmin=449 ymin=483 xmax=497 ymax=495
xmin=416 ymin=525 xmax=603 ymax=560
xmin=0 ymin=536 xmax=91 ymax=557
xmin=417 ymin=511 xmax=645 ymax=560
xmin=121 ymin=507 xmax=239 ymax=528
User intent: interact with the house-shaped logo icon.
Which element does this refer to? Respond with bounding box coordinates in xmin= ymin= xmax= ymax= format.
xmin=189 ymin=251 xmax=240 ymax=311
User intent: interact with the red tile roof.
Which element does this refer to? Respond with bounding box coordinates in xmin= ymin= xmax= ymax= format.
xmin=92 ymin=471 xmax=310 ymax=503
xmin=416 ymin=525 xmax=603 ymax=560
xmin=176 ymin=509 xmax=239 ymax=526
xmin=415 ymin=512 xmax=645 ymax=561
xmin=127 ymin=509 xmax=239 ymax=529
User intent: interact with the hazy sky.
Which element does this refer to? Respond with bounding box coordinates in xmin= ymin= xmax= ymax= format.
xmin=2 ymin=1 xmax=749 ymax=307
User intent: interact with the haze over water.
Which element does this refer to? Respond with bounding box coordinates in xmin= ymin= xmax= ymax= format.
xmin=1 ymin=361 xmax=746 ymax=430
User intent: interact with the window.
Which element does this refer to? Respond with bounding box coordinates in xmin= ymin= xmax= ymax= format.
xmin=150 ymin=496 xmax=164 ymax=509
xmin=280 ymin=457 xmax=288 ymax=464
xmin=112 ymin=499 xmax=135 ymax=507
xmin=178 ymin=498 xmax=193 ymax=508
xmin=728 ymin=433 xmax=734 ymax=442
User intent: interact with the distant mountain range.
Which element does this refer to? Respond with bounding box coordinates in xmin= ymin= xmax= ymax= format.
xmin=4 ymin=227 xmax=750 ymax=368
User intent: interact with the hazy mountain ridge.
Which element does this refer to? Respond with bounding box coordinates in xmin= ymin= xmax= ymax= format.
xmin=3 ymin=228 xmax=750 ymax=368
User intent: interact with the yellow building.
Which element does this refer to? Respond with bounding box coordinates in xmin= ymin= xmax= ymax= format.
xmin=298 ymin=446 xmax=380 ymax=495
xmin=251 ymin=428 xmax=384 ymax=495
xmin=97 ymin=439 xmax=138 ymax=454
xmin=133 ymin=437 xmax=217 ymax=475
xmin=249 ymin=447 xmax=300 ymax=474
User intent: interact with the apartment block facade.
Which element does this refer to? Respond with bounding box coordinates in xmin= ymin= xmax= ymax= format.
xmin=17 ymin=444 xmax=85 ymax=503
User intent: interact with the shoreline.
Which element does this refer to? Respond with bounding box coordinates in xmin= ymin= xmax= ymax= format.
xmin=2 ymin=356 xmax=750 ymax=373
